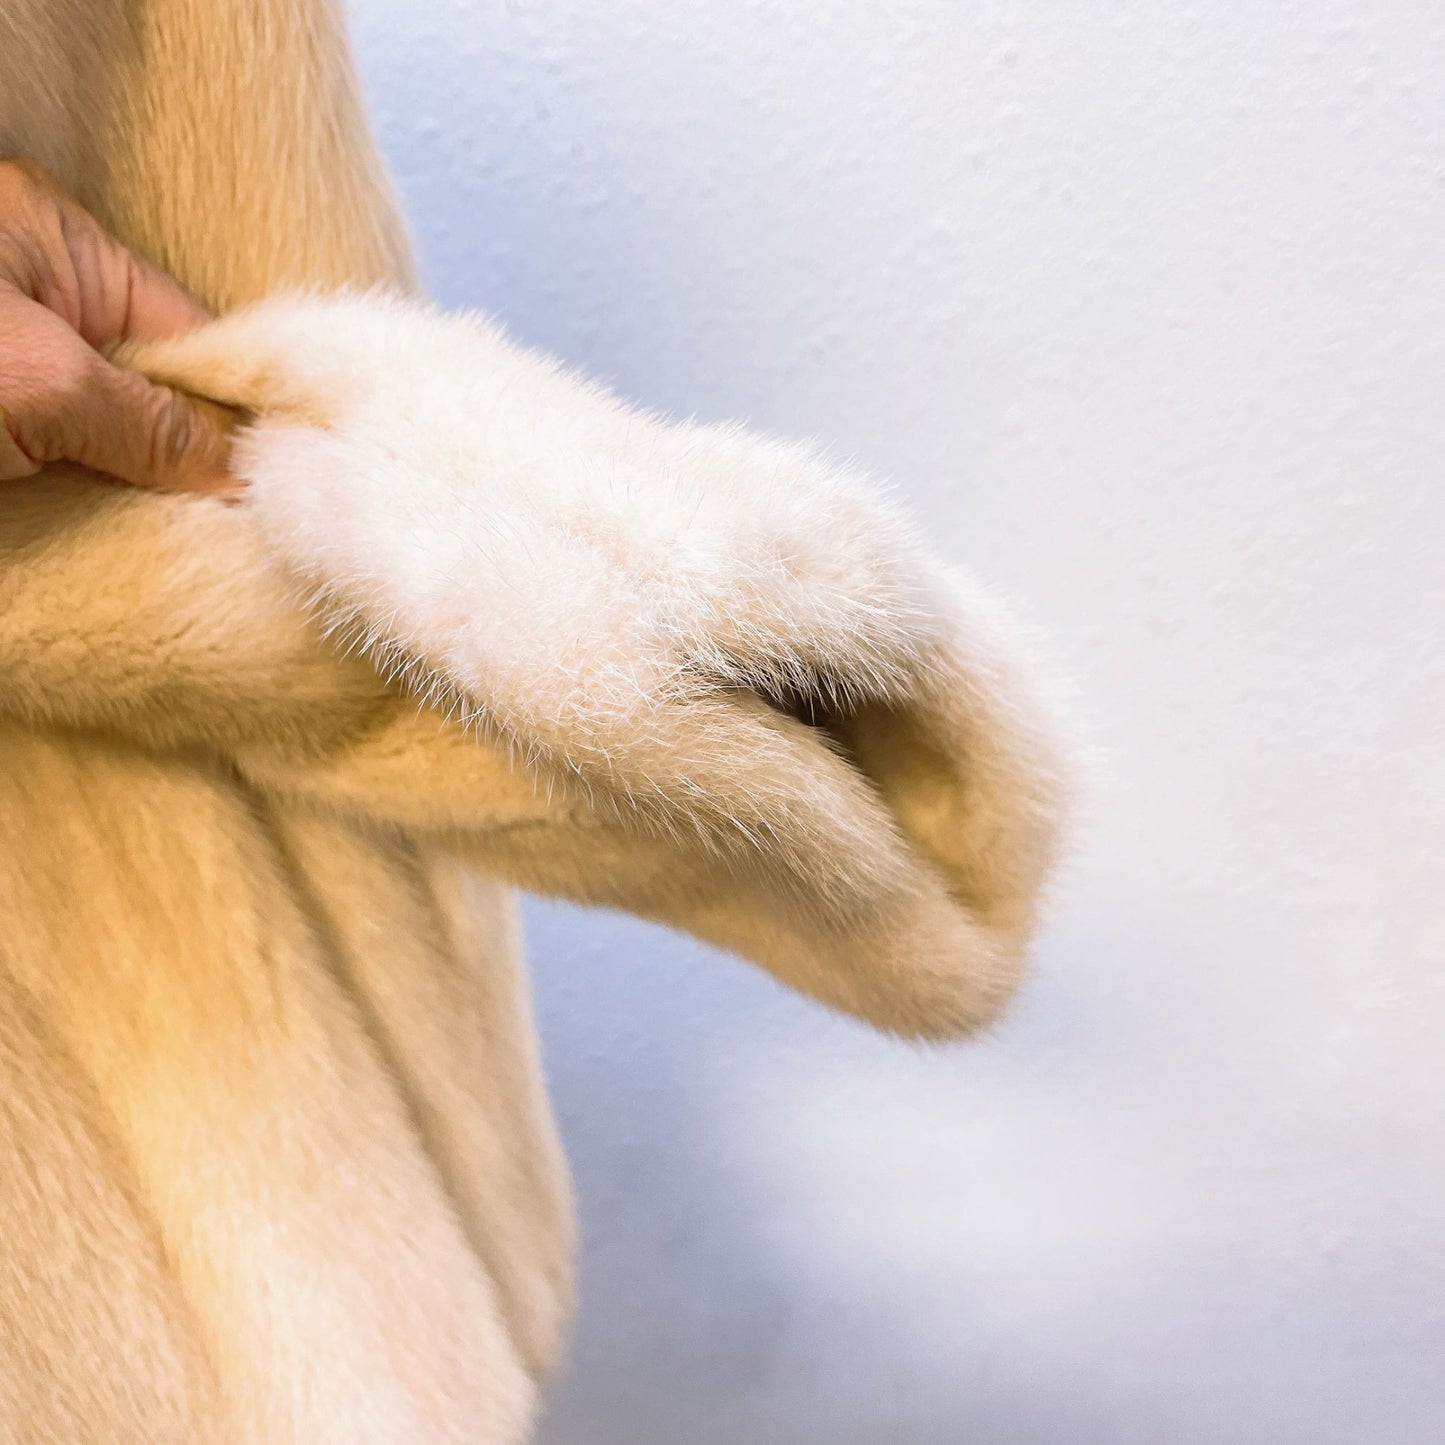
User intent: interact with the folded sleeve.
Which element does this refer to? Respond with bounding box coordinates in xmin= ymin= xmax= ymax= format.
xmin=116 ymin=291 xmax=1074 ymax=1040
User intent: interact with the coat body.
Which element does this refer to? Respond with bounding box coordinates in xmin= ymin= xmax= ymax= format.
xmin=0 ymin=4 xmax=1069 ymax=1440
xmin=0 ymin=3 xmax=570 ymax=1439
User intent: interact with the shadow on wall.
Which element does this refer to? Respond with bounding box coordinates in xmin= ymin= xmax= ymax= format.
xmin=524 ymin=890 xmax=1445 ymax=1445
xmin=521 ymin=904 xmax=1077 ymax=1445
xmin=522 ymin=898 xmax=1195 ymax=1445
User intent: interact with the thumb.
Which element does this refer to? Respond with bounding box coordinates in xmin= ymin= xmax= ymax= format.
xmin=65 ymin=350 xmax=239 ymax=497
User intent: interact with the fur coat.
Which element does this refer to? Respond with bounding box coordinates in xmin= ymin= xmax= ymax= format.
xmin=0 ymin=2 xmax=1068 ymax=1439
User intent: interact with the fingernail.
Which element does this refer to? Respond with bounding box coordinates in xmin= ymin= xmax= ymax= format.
xmin=182 ymin=468 xmax=247 ymax=504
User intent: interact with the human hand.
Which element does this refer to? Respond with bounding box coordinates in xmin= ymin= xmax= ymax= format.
xmin=0 ymin=158 xmax=234 ymax=496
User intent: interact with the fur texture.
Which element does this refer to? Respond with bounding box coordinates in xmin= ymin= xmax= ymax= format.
xmin=125 ymin=290 xmax=1070 ymax=1040
xmin=0 ymin=1 xmax=1068 ymax=1440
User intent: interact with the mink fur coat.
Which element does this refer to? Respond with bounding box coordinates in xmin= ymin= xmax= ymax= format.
xmin=0 ymin=2 xmax=1069 ymax=1440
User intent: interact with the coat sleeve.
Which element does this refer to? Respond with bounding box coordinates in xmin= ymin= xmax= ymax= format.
xmin=104 ymin=292 xmax=1074 ymax=1039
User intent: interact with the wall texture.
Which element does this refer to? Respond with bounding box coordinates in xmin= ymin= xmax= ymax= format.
xmin=347 ymin=3 xmax=1445 ymax=1440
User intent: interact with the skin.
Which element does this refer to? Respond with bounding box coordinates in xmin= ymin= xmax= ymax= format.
xmin=0 ymin=158 xmax=235 ymax=496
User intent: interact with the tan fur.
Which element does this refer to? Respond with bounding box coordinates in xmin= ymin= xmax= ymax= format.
xmin=116 ymin=288 xmax=1069 ymax=1039
xmin=0 ymin=2 xmax=1069 ymax=1439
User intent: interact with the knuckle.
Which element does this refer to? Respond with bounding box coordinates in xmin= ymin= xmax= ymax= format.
xmin=142 ymin=390 xmax=199 ymax=477
xmin=0 ymin=160 xmax=70 ymax=285
xmin=0 ymin=156 xmax=29 ymax=196
xmin=0 ymin=157 xmax=48 ymax=211
xmin=36 ymin=347 xmax=91 ymax=413
xmin=0 ymin=347 xmax=91 ymax=465
xmin=0 ymin=406 xmax=35 ymax=474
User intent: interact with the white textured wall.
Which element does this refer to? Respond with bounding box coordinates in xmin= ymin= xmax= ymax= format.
xmin=347 ymin=4 xmax=1445 ymax=1440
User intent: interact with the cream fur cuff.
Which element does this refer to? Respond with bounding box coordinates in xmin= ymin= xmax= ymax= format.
xmin=124 ymin=291 xmax=1072 ymax=1041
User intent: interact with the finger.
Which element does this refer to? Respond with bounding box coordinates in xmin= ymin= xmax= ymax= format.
xmin=118 ymin=247 xmax=211 ymax=343
xmin=64 ymin=350 xmax=239 ymax=496
xmin=0 ymin=158 xmax=209 ymax=349
xmin=0 ymin=422 xmax=41 ymax=482
xmin=56 ymin=199 xmax=210 ymax=350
